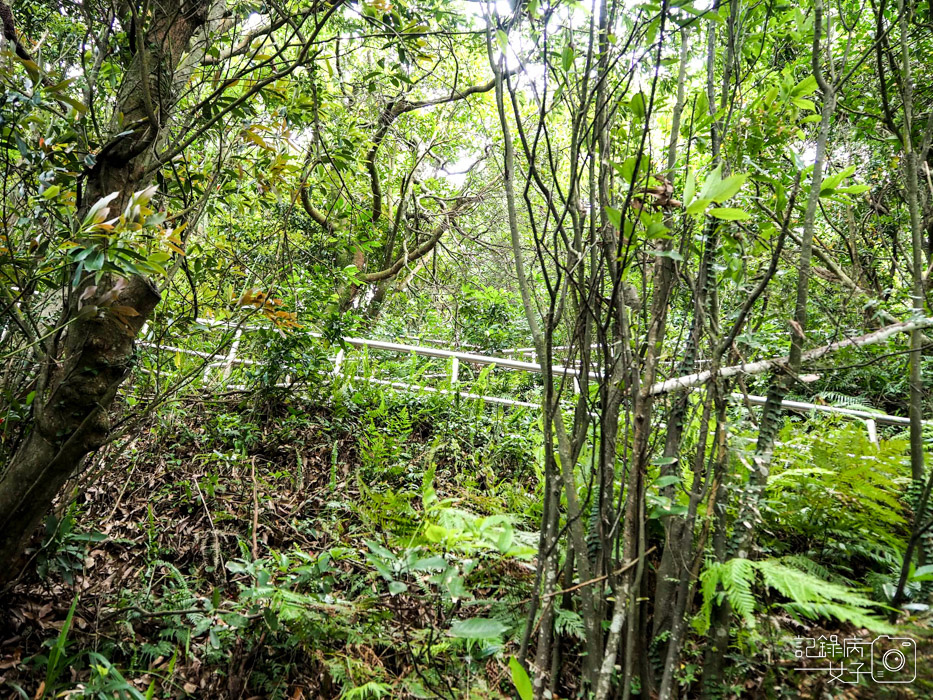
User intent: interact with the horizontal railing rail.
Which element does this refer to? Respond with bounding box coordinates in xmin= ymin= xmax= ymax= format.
xmin=135 ymin=318 xmax=927 ymax=443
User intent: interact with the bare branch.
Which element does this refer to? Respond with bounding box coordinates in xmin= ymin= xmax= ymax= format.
xmin=648 ymin=317 xmax=933 ymax=395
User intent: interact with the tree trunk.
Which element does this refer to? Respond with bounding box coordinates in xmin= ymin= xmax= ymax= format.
xmin=0 ymin=0 xmax=216 ymax=579
xmin=0 ymin=277 xmax=160 ymax=570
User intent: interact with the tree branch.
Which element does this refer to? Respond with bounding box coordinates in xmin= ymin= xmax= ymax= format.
xmin=358 ymin=213 xmax=456 ymax=283
xmin=648 ymin=317 xmax=933 ymax=395
xmin=365 ymin=72 xmax=515 ymax=222
xmin=0 ymin=1 xmax=37 ymax=64
xmin=299 ymin=183 xmax=336 ymax=234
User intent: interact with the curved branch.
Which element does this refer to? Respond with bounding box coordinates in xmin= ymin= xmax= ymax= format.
xmin=0 ymin=1 xmax=53 ymax=87
xmin=0 ymin=1 xmax=37 ymax=63
xmin=299 ymin=183 xmax=336 ymax=234
xmin=365 ymin=73 xmax=514 ymax=222
xmin=358 ymin=217 xmax=451 ymax=283
xmin=358 ymin=198 xmax=475 ymax=283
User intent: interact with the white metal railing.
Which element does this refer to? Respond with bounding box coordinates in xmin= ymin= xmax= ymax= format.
xmin=135 ymin=318 xmax=928 ymax=442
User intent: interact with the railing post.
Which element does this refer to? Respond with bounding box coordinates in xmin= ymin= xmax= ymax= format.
xmin=865 ymin=418 xmax=878 ymax=446
xmin=451 ymin=356 xmax=460 ymax=385
xmin=332 ymin=349 xmax=345 ymax=376
xmin=222 ymin=328 xmax=243 ymax=381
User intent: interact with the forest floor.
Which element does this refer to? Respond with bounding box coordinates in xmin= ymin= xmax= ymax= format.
xmin=1 ymin=391 xmax=932 ymax=698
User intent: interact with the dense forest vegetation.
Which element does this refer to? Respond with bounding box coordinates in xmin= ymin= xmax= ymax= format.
xmin=0 ymin=0 xmax=932 ymax=696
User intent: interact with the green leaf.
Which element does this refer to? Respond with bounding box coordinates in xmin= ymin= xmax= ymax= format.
xmin=652 ymin=248 xmax=683 ymax=262
xmin=645 ymin=221 xmax=670 ymax=239
xmin=616 ymin=155 xmax=648 ymax=184
xmin=791 ymin=75 xmax=818 ymax=97
xmin=84 ymin=249 xmax=105 ymax=272
xmin=449 ymin=617 xmax=508 ymax=639
xmin=411 ymin=556 xmax=447 ymax=572
xmin=820 ymin=165 xmax=856 ymax=194
xmin=496 ymin=30 xmax=509 ymax=53
xmin=497 ymin=522 xmax=514 ymax=554
xmin=709 ymin=207 xmax=750 ymax=221
xmin=18 ymin=57 xmax=41 ymax=84
xmin=697 ymin=166 xmax=746 ymax=203
xmin=509 ymin=657 xmax=534 ymax=700
xmin=60 ymin=95 xmax=88 ymax=114
xmin=605 ymin=206 xmax=623 ymax=229
xmin=365 ymin=540 xmax=396 ymax=560
xmin=686 ymin=198 xmax=712 ymax=215
xmin=653 ymin=475 xmax=681 ymax=488
xmin=425 ymin=524 xmax=448 ymax=542
xmin=836 ymin=184 xmax=870 ymax=194
xmin=683 ymin=168 xmax=695 ymax=207
xmin=148 ymin=251 xmax=171 ymax=265
xmin=561 ymin=45 xmax=574 ymax=72
xmin=42 ymin=185 xmax=61 ymax=199
xmin=630 ymin=91 xmax=646 ymax=120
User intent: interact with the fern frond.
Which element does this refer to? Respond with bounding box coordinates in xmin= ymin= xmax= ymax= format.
xmin=777 ymin=555 xmax=853 ymax=587
xmin=720 ymin=558 xmax=757 ymax=623
xmin=814 ymin=392 xmax=881 ymax=414
xmin=756 ymin=559 xmax=876 ymax=608
xmin=554 ymin=606 xmax=586 ymax=641
xmin=783 ymin=602 xmax=896 ymax=635
xmin=696 ymin=557 xmax=893 ymax=636
xmin=696 ymin=559 xmax=756 ymax=633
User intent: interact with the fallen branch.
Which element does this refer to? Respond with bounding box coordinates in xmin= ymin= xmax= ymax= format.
xmin=648 ymin=317 xmax=933 ymax=395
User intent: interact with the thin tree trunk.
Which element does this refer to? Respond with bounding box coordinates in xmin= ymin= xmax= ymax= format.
xmin=889 ymin=0 xmax=929 ymax=610
xmin=704 ymin=3 xmax=836 ymax=693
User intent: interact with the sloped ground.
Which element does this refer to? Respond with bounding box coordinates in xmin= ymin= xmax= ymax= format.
xmin=0 ymin=390 xmax=542 ymax=698
xmin=1 ymin=389 xmax=932 ymax=698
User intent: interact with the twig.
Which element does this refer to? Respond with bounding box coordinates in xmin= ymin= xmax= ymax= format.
xmin=193 ymin=477 xmax=225 ymax=575
xmin=543 ymin=546 xmax=657 ymax=601
xmin=250 ymin=456 xmax=259 ymax=561
xmin=514 ymin=546 xmax=658 ymax=607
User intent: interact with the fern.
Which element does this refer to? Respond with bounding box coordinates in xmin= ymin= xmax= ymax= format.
xmin=553 ymin=606 xmax=586 ymax=641
xmin=777 ymin=554 xmax=853 ymax=587
xmin=756 ymin=559 xmax=877 ymax=608
xmin=697 ymin=558 xmax=757 ymax=633
xmin=696 ymin=557 xmax=894 ymax=635
xmin=764 ymin=426 xmax=911 ymax=566
xmin=342 ymin=681 xmax=393 ymax=699
xmin=813 ymin=391 xmax=883 ymax=415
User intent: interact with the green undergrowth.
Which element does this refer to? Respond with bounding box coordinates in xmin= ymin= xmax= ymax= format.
xmin=0 ymin=381 xmax=543 ymax=699
xmin=2 ymin=381 xmax=932 ymax=698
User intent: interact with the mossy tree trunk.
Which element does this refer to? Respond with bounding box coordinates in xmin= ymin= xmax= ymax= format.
xmin=0 ymin=0 xmax=216 ymax=579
